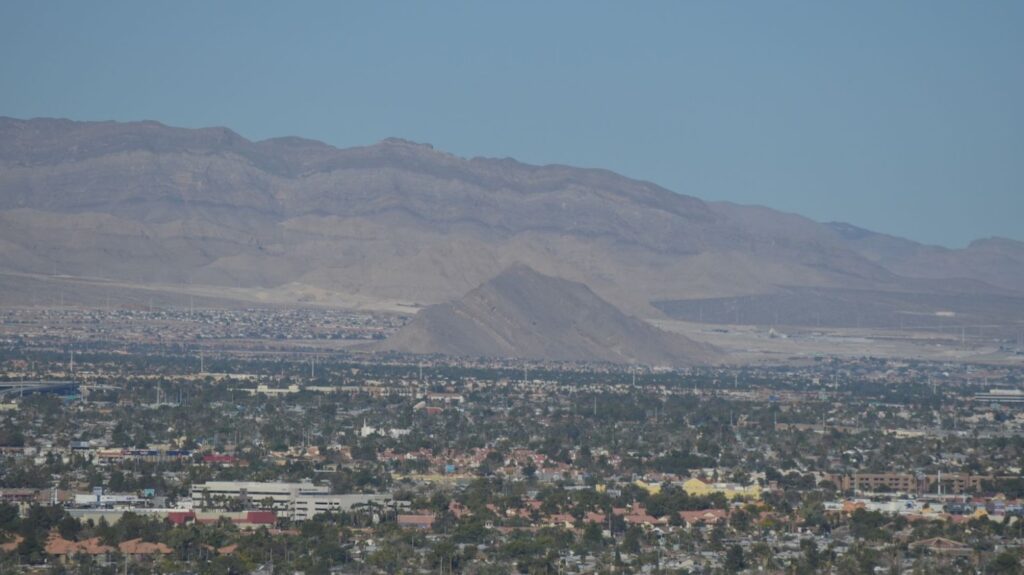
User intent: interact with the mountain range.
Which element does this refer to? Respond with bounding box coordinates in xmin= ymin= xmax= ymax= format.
xmin=2 ymin=116 xmax=1022 ymax=355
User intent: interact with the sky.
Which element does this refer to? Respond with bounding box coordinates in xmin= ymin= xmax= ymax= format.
xmin=1 ymin=1 xmax=1021 ymax=248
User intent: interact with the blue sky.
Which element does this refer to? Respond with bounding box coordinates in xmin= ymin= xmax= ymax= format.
xmin=1 ymin=1 xmax=1021 ymax=247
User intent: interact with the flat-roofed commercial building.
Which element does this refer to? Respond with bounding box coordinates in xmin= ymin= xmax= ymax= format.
xmin=974 ymin=389 xmax=1024 ymax=403
xmin=290 ymin=493 xmax=392 ymax=521
xmin=191 ymin=481 xmax=328 ymax=512
xmin=190 ymin=481 xmax=391 ymax=521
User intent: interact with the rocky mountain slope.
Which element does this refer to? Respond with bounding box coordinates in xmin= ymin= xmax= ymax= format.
xmin=379 ymin=264 xmax=719 ymax=366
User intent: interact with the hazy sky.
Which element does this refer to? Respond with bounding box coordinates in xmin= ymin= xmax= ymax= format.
xmin=2 ymin=1 xmax=1021 ymax=247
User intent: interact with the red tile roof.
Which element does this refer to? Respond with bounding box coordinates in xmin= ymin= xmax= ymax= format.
xmin=678 ymin=509 xmax=727 ymax=524
xmin=243 ymin=511 xmax=276 ymax=525
xmin=397 ymin=514 xmax=436 ymax=528
xmin=0 ymin=533 xmax=23 ymax=553
xmin=119 ymin=538 xmax=173 ymax=555
xmin=167 ymin=511 xmax=196 ymax=525
xmin=46 ymin=533 xmax=113 ymax=556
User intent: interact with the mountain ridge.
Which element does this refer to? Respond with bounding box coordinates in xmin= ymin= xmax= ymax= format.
xmin=1 ymin=116 xmax=1021 ymax=329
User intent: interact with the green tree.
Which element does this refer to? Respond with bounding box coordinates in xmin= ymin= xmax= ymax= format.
xmin=57 ymin=514 xmax=81 ymax=539
xmin=989 ymin=551 xmax=1023 ymax=575
xmin=800 ymin=538 xmax=821 ymax=571
xmin=724 ymin=543 xmax=745 ymax=573
xmin=16 ymin=530 xmax=45 ymax=565
xmin=582 ymin=522 xmax=604 ymax=549
xmin=622 ymin=526 xmax=642 ymax=555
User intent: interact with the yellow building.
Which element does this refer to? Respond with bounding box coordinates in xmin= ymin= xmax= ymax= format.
xmin=634 ymin=480 xmax=662 ymax=495
xmin=682 ymin=478 xmax=761 ymax=500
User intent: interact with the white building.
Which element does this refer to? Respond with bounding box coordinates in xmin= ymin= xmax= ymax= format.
xmin=190 ymin=481 xmax=392 ymax=521
xmin=73 ymin=493 xmax=142 ymax=508
xmin=290 ymin=493 xmax=393 ymax=521
xmin=191 ymin=481 xmax=328 ymax=512
xmin=359 ymin=419 xmax=410 ymax=439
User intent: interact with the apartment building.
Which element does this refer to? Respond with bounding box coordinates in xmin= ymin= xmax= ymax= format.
xmin=826 ymin=472 xmax=989 ymax=494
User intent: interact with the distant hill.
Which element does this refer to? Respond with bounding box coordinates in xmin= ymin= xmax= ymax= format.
xmin=1 ymin=116 xmax=1022 ymax=336
xmin=822 ymin=222 xmax=1024 ymax=292
xmin=379 ymin=264 xmax=719 ymax=366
